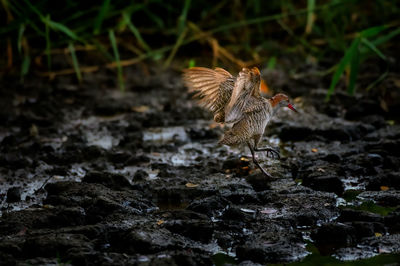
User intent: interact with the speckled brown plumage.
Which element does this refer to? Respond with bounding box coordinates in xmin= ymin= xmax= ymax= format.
xmin=183 ymin=66 xmax=297 ymax=177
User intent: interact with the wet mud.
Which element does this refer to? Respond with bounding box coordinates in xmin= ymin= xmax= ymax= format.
xmin=1 ymin=64 xmax=400 ymax=265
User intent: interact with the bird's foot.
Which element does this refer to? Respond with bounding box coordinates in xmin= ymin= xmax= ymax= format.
xmin=252 ymin=159 xmax=273 ymax=178
xmin=255 ymin=146 xmax=280 ymax=159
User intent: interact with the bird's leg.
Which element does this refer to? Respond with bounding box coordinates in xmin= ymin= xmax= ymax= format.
xmin=254 ymin=145 xmax=280 ymax=159
xmin=247 ymin=142 xmax=273 ymax=178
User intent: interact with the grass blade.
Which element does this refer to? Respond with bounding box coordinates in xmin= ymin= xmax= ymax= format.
xmin=20 ymin=55 xmax=30 ymax=83
xmin=17 ymin=24 xmax=25 ymax=54
xmin=361 ymin=37 xmax=387 ymax=61
xmin=108 ymin=29 xmax=125 ymax=91
xmin=177 ymin=0 xmax=191 ymax=35
xmin=122 ymin=12 xmax=151 ymax=52
xmin=45 ymin=14 xmax=51 ymax=70
xmin=42 ymin=16 xmax=79 ymax=40
xmin=93 ymin=0 xmax=111 ymax=35
xmin=164 ymin=27 xmax=187 ymax=68
xmin=325 ymin=37 xmax=360 ymax=101
xmin=305 ymin=0 xmax=315 ymax=34
xmin=371 ymin=27 xmax=400 ymax=48
xmin=359 ymin=25 xmax=387 ymax=38
xmin=348 ymin=42 xmax=360 ymax=95
xmin=68 ymin=42 xmax=82 ymax=82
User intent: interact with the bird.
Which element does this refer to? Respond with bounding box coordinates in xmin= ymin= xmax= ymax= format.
xmin=183 ymin=66 xmax=297 ymax=178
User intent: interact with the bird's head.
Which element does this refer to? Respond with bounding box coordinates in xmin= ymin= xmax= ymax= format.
xmin=270 ymin=93 xmax=298 ymax=113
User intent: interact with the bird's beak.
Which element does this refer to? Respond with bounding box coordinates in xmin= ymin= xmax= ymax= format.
xmin=287 ymin=103 xmax=298 ymax=113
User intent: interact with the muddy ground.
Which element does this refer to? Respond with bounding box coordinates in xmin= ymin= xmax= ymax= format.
xmin=0 ymin=62 xmax=400 ymax=265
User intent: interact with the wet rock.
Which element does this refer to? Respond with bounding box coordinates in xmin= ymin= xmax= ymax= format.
xmin=246 ymin=172 xmax=272 ymax=192
xmin=187 ymin=127 xmax=219 ymax=140
xmin=366 ymin=172 xmax=400 ymax=191
xmin=165 ymin=217 xmax=214 ymax=243
xmin=219 ymin=183 xmax=259 ymax=204
xmin=83 ymin=171 xmax=132 ymax=190
xmin=350 ymin=221 xmax=386 ymax=240
xmin=302 ymin=175 xmax=344 ymax=195
xmin=311 ymin=223 xmax=356 ymax=254
xmin=94 ymin=99 xmax=129 ymax=116
xmin=125 ymin=154 xmax=150 ymax=165
xmin=82 ymin=145 xmax=104 ymax=160
xmin=6 ymin=187 xmax=21 ymax=203
xmin=23 ymin=233 xmax=93 ymax=258
xmin=133 ymin=169 xmax=148 ymax=181
xmin=321 ymin=153 xmax=342 ymax=163
xmin=107 ymin=151 xmax=132 ymax=164
xmin=359 ymin=234 xmax=400 ymax=254
xmin=222 ymin=155 xmax=251 ymax=176
xmin=345 ymin=99 xmax=383 ymax=120
xmin=236 ymin=227 xmax=306 ymax=263
xmin=44 ymin=182 xmax=155 ymax=223
xmin=279 ymin=125 xmax=313 ymax=141
xmin=358 ymin=191 xmax=400 ymax=207
xmin=110 ymin=228 xmax=186 ymax=254
xmin=338 ymin=209 xmax=383 ymax=223
xmin=385 ymin=209 xmax=400 ymax=232
xmin=0 ymin=207 xmax=87 ymax=235
xmin=187 ymin=195 xmax=230 ymax=218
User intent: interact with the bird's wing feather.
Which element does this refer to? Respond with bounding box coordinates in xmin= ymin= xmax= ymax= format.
xmin=183 ymin=67 xmax=234 ymax=113
xmin=224 ymin=68 xmax=261 ymax=124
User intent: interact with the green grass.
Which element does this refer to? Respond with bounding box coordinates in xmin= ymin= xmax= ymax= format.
xmin=1 ymin=0 xmax=399 ymax=94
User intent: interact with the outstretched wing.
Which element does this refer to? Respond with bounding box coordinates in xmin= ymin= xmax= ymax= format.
xmin=224 ymin=67 xmax=261 ymax=124
xmin=183 ymin=67 xmax=234 ymax=115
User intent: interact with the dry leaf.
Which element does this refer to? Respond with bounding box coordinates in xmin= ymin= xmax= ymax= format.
xmin=240 ymin=157 xmax=249 ymax=162
xmin=132 ymin=105 xmax=150 ymax=113
xmin=311 ymin=148 xmax=318 ymax=153
xmin=260 ymin=208 xmax=277 ymax=214
xmin=240 ymin=208 xmax=256 ymax=213
xmin=185 ymin=183 xmax=199 ymax=188
xmin=380 ymin=186 xmax=389 ymax=191
xmin=375 ymin=232 xmax=382 ymax=237
xmin=157 ymin=220 xmax=164 ymax=225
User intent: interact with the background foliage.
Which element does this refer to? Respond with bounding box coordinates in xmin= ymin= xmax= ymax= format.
xmin=1 ymin=0 xmax=399 ymax=97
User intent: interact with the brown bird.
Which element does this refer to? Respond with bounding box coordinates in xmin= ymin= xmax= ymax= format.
xmin=183 ymin=66 xmax=297 ymax=177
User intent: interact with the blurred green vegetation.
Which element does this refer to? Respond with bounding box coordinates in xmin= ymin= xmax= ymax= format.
xmin=0 ymin=0 xmax=399 ymax=95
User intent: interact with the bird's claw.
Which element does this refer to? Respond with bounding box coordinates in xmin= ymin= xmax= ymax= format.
xmin=256 ymin=146 xmax=280 ymax=159
xmin=266 ymin=148 xmax=280 ymax=159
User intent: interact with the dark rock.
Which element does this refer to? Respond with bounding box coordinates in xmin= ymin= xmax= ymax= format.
xmin=279 ymin=125 xmax=313 ymax=141
xmin=302 ymin=175 xmax=344 ymax=195
xmin=358 ymin=191 xmax=400 ymax=207
xmin=339 ymin=209 xmax=383 ymax=223
xmin=165 ymin=219 xmax=214 ymax=243
xmin=384 ymin=210 xmax=400 ymax=232
xmin=107 ymin=152 xmax=132 ymax=164
xmin=133 ymin=169 xmax=148 ymax=181
xmin=187 ymin=195 xmax=230 ymax=218
xmin=246 ymin=172 xmax=272 ymax=192
xmin=311 ymin=223 xmax=356 ymax=254
xmin=23 ymin=233 xmax=93 ymax=258
xmin=366 ymin=172 xmax=400 ymax=191
xmin=236 ymin=229 xmax=306 ymax=263
xmin=321 ymin=153 xmax=342 ymax=163
xmin=82 ymin=145 xmax=104 ymax=160
xmin=83 ymin=171 xmax=132 ymax=190
xmin=187 ymin=127 xmax=219 ymax=140
xmin=6 ymin=187 xmax=21 ymax=203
